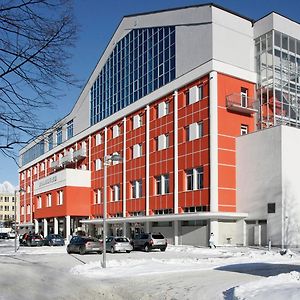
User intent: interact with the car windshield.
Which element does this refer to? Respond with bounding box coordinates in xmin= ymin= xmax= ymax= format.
xmin=152 ymin=234 xmax=164 ymax=239
xmin=115 ymin=237 xmax=129 ymax=243
xmin=52 ymin=234 xmax=62 ymax=239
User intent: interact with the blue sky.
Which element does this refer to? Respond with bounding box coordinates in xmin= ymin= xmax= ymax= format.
xmin=1 ymin=0 xmax=300 ymax=186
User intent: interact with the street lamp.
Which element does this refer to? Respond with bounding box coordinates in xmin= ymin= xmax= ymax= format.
xmin=102 ymin=153 xmax=123 ymax=268
xmin=14 ymin=188 xmax=25 ymax=253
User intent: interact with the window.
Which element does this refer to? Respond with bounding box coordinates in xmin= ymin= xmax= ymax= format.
xmin=46 ymin=193 xmax=52 ymax=207
xmin=186 ymin=167 xmax=204 ymax=190
xmin=27 ymin=170 xmax=31 ymax=178
xmin=40 ymin=162 xmax=45 ymax=171
xmin=4 ymin=197 xmax=9 ymax=202
xmin=57 ymin=127 xmax=62 ymax=145
xmin=131 ymin=179 xmax=142 ymax=198
xmin=67 ymin=120 xmax=73 ymax=139
xmin=111 ymin=185 xmax=120 ymax=201
xmin=132 ymin=144 xmax=142 ymax=159
xmin=155 ymin=174 xmax=170 ymax=195
xmin=94 ymin=189 xmax=102 ymax=204
xmin=156 ymin=134 xmax=169 ymax=150
xmin=241 ymin=87 xmax=248 ymax=107
xmin=133 ymin=114 xmax=143 ymax=129
xmin=37 ymin=196 xmax=42 ymax=209
xmin=112 ymin=152 xmax=121 ymax=165
xmin=27 ymin=185 xmax=31 ymax=193
xmin=21 ymin=206 xmax=25 ymax=215
xmin=57 ymin=191 xmax=63 ymax=205
xmin=26 ymin=205 xmax=30 ymax=214
xmin=95 ymin=158 xmax=102 ymax=171
xmin=268 ymin=203 xmax=276 ymax=213
xmin=112 ymin=125 xmax=120 ymax=138
xmin=185 ymin=90 xmax=190 ymax=105
xmin=95 ymin=133 xmax=102 ymax=146
xmin=241 ymin=124 xmax=248 ymax=135
xmin=48 ymin=133 xmax=53 ymax=150
xmin=186 ymin=122 xmax=203 ymax=141
xmin=21 ymin=172 xmax=24 ymax=180
xmin=157 ymin=101 xmax=169 ymax=118
xmin=34 ymin=166 xmax=37 ymax=175
xmin=198 ymin=85 xmax=203 ymax=100
xmin=4 ymin=206 xmax=9 ymax=211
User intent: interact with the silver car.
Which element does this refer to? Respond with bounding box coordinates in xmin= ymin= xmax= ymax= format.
xmin=106 ymin=236 xmax=133 ymax=253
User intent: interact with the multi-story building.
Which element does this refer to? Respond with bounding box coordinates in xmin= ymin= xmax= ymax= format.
xmin=0 ymin=193 xmax=17 ymax=225
xmin=18 ymin=3 xmax=300 ymax=246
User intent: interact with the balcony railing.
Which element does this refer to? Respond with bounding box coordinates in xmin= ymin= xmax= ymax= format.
xmin=73 ymin=147 xmax=87 ymax=161
xmin=226 ymin=93 xmax=258 ymax=115
xmin=50 ymin=160 xmax=62 ymax=170
xmin=61 ymin=152 xmax=74 ymax=166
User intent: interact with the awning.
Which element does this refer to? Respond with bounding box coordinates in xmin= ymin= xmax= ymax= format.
xmin=81 ymin=211 xmax=248 ymax=225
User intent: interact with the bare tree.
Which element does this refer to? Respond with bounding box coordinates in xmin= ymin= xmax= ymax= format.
xmin=0 ymin=0 xmax=77 ymax=161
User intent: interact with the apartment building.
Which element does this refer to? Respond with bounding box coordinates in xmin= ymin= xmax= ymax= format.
xmin=18 ymin=4 xmax=300 ymax=246
xmin=0 ymin=193 xmax=16 ymax=225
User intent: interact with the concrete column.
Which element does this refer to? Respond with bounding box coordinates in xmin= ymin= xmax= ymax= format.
xmin=174 ymin=220 xmax=179 ymax=246
xmin=145 ymin=105 xmax=150 ymax=216
xmin=43 ymin=219 xmax=48 ymax=237
xmin=123 ymin=117 xmax=127 ymax=217
xmin=145 ymin=222 xmax=150 ymax=233
xmin=122 ymin=222 xmax=127 ymax=237
xmin=66 ymin=216 xmax=71 ymax=240
xmin=54 ymin=218 xmax=58 ymax=234
xmin=210 ymin=219 xmax=219 ymax=246
xmin=173 ymin=90 xmax=179 ymax=214
xmin=34 ymin=219 xmax=39 ymax=234
xmin=209 ymin=71 xmax=218 ymax=212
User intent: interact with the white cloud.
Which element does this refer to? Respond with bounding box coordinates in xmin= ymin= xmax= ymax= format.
xmin=0 ymin=181 xmax=16 ymax=194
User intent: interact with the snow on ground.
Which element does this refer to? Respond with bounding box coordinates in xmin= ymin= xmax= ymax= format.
xmin=2 ymin=238 xmax=300 ymax=299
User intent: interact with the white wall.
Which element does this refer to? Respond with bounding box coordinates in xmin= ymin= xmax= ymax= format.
xmin=237 ymin=126 xmax=282 ymax=245
xmin=237 ymin=125 xmax=300 ymax=247
xmin=281 ymin=126 xmax=300 ymax=246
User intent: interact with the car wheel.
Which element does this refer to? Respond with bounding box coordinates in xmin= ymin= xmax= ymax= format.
xmin=50 ymin=240 xmax=54 ymax=247
xmin=97 ymin=251 xmax=102 ymax=254
xmin=110 ymin=246 xmax=115 ymax=254
xmin=126 ymin=250 xmax=131 ymax=253
xmin=144 ymin=244 xmax=150 ymax=252
xmin=160 ymin=248 xmax=166 ymax=252
xmin=27 ymin=240 xmax=31 ymax=247
xmin=67 ymin=247 xmax=71 ymax=254
xmin=79 ymin=246 xmax=86 ymax=255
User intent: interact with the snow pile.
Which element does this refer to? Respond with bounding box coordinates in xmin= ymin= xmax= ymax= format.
xmin=233 ymin=271 xmax=300 ymax=300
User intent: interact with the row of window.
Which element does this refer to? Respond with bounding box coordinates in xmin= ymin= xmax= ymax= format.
xmin=93 ymin=167 xmax=204 ymax=203
xmin=0 ymin=205 xmax=14 ymax=211
xmin=0 ymin=215 xmax=14 ymax=220
xmin=0 ymin=196 xmax=14 ymax=202
xmin=36 ymin=190 xmax=63 ymax=209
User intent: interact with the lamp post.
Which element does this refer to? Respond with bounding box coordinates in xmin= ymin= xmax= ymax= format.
xmin=102 ymin=153 xmax=122 ymax=268
xmin=14 ymin=188 xmax=24 ymax=253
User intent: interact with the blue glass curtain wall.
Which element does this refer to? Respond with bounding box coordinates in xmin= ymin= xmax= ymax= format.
xmin=90 ymin=26 xmax=176 ymax=125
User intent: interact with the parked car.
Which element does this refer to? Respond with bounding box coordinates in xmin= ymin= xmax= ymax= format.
xmin=7 ymin=231 xmax=16 ymax=239
xmin=44 ymin=234 xmax=65 ymax=246
xmin=20 ymin=233 xmax=44 ymax=246
xmin=0 ymin=232 xmax=9 ymax=239
xmin=67 ymin=236 xmax=103 ymax=255
xmin=131 ymin=232 xmax=167 ymax=252
xmin=106 ymin=236 xmax=133 ymax=253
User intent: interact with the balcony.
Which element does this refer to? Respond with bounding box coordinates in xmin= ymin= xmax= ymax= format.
xmin=50 ymin=160 xmax=62 ymax=170
xmin=61 ymin=152 xmax=73 ymax=166
xmin=73 ymin=147 xmax=87 ymax=161
xmin=226 ymin=93 xmax=258 ymax=115
xmin=34 ymin=168 xmax=91 ymax=195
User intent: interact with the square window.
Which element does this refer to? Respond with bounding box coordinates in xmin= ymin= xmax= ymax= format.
xmin=268 ymin=203 xmax=276 ymax=213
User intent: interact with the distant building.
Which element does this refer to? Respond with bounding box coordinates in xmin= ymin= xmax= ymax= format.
xmin=0 ymin=192 xmax=18 ymax=226
xmin=18 ymin=3 xmax=300 ymax=247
